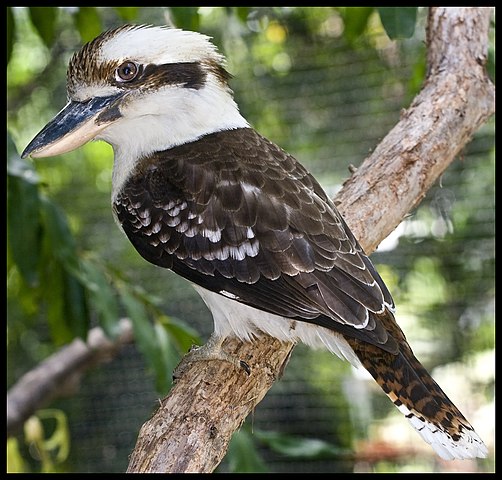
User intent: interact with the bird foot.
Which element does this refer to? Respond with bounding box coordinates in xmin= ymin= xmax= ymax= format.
xmin=173 ymin=334 xmax=250 ymax=380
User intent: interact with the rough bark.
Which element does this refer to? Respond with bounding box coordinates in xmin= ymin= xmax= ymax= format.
xmin=335 ymin=7 xmax=495 ymax=253
xmin=127 ymin=7 xmax=494 ymax=473
xmin=7 ymin=319 xmax=134 ymax=437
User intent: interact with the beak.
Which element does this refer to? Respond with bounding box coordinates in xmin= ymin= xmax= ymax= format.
xmin=22 ymin=93 xmax=124 ymax=159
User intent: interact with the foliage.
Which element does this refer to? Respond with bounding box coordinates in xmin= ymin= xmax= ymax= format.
xmin=7 ymin=409 xmax=70 ymax=473
xmin=8 ymin=133 xmax=197 ymax=394
xmin=223 ymin=426 xmax=350 ymax=473
xmin=255 ymin=429 xmax=349 ymax=459
xmin=28 ymin=7 xmax=58 ymax=47
xmin=377 ymin=7 xmax=417 ymax=39
xmin=224 ymin=428 xmax=269 ymax=473
xmin=7 ymin=6 xmax=494 ymax=473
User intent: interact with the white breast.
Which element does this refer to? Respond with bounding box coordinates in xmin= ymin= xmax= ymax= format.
xmin=192 ymin=284 xmax=362 ymax=367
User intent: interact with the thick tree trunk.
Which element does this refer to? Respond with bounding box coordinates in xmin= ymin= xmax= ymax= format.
xmin=127 ymin=7 xmax=494 ymax=473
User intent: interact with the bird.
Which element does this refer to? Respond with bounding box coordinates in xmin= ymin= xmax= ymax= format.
xmin=22 ymin=24 xmax=487 ymax=461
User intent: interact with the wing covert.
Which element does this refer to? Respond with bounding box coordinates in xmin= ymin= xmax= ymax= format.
xmin=113 ymin=128 xmax=396 ymax=351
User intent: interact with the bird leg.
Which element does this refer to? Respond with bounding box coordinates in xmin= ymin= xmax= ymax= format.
xmin=173 ymin=333 xmax=251 ymax=380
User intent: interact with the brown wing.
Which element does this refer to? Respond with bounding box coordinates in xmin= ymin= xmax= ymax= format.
xmin=114 ymin=127 xmax=397 ymax=352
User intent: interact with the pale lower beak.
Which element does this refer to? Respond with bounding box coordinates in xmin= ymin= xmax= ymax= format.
xmin=22 ymin=93 xmax=124 ymax=159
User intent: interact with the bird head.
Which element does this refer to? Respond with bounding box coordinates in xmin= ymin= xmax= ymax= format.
xmin=22 ymin=24 xmax=248 ymax=161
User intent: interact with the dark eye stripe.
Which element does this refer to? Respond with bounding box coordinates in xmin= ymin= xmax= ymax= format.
xmin=148 ymin=63 xmax=207 ymax=89
xmin=114 ymin=62 xmax=207 ymax=91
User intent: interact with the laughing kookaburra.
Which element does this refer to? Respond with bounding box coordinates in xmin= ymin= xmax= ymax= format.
xmin=22 ymin=24 xmax=487 ymax=461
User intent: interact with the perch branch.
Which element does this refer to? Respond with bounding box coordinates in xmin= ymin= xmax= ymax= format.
xmin=126 ymin=7 xmax=494 ymax=473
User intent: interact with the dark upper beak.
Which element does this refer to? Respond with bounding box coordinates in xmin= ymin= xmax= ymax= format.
xmin=22 ymin=93 xmax=124 ymax=159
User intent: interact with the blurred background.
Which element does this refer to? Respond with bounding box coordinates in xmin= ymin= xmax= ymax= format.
xmin=7 ymin=6 xmax=495 ymax=473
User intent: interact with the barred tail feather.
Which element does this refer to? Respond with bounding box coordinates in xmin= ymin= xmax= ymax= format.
xmin=346 ymin=335 xmax=488 ymax=460
xmin=395 ymin=398 xmax=488 ymax=460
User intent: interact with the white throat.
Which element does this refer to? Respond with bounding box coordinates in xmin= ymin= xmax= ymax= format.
xmin=101 ymin=75 xmax=249 ymax=201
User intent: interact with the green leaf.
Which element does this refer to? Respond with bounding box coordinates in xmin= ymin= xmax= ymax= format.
xmin=7 ymin=438 xmax=26 ymax=473
xmin=169 ymin=7 xmax=200 ymax=31
xmin=377 ymin=7 xmax=417 ymax=39
xmin=226 ymin=429 xmax=268 ymax=473
xmin=341 ymin=7 xmax=374 ymax=44
xmin=114 ymin=7 xmax=140 ymax=22
xmin=74 ymin=7 xmax=102 ymax=43
xmin=408 ymin=49 xmax=426 ymax=99
xmin=43 ymin=261 xmax=74 ymax=345
xmin=7 ymin=7 xmax=15 ymax=65
xmin=118 ymin=287 xmax=172 ymax=393
xmin=7 ymin=174 xmax=41 ymax=285
xmin=153 ymin=322 xmax=179 ymax=393
xmin=7 ymin=140 xmax=41 ymax=287
xmin=8 ymin=137 xmax=88 ymax=339
xmin=79 ymin=260 xmax=120 ymax=338
xmin=155 ymin=316 xmax=201 ymax=391
xmin=39 ymin=197 xmax=80 ymax=273
xmin=6 ymin=147 xmax=40 ymax=186
xmin=62 ymin=268 xmax=89 ymax=339
xmin=37 ymin=409 xmax=71 ymax=464
xmin=255 ymin=430 xmax=346 ymax=459
xmin=233 ymin=7 xmax=251 ymax=24
xmin=120 ymin=291 xmax=154 ymax=350
xmin=28 ymin=7 xmax=58 ymax=48
xmin=158 ymin=315 xmax=201 ymax=354
xmin=36 ymin=199 xmax=88 ymax=342
xmin=487 ymin=44 xmax=495 ymax=83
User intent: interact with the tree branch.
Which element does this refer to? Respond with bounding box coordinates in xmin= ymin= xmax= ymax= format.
xmin=336 ymin=7 xmax=495 ymax=253
xmin=7 ymin=318 xmax=134 ymax=437
xmin=127 ymin=7 xmax=494 ymax=473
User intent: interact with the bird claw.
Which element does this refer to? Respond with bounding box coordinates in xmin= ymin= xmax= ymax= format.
xmin=173 ymin=335 xmax=251 ymax=380
xmin=239 ymin=360 xmax=251 ymax=375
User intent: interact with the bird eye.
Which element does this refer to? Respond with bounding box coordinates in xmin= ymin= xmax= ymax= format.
xmin=116 ymin=61 xmax=139 ymax=82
